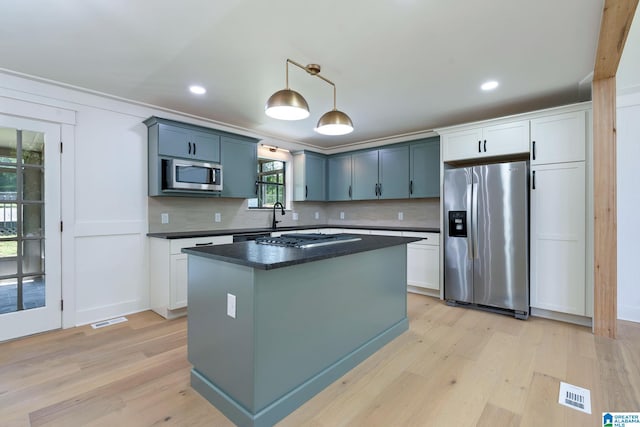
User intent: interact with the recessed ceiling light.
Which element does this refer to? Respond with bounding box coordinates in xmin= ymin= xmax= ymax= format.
xmin=481 ymin=80 xmax=499 ymax=91
xmin=189 ymin=85 xmax=207 ymax=95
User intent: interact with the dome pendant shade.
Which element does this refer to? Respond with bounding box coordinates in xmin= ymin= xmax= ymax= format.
xmin=315 ymin=110 xmax=354 ymax=135
xmin=265 ymin=89 xmax=310 ymax=120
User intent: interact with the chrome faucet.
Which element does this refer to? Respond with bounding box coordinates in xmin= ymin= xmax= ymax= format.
xmin=271 ymin=202 xmax=285 ymax=230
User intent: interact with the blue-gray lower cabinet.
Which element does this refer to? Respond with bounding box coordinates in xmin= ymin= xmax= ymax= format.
xmin=328 ymin=154 xmax=352 ymax=201
xmin=220 ymin=136 xmax=258 ymax=198
xmin=187 ymin=245 xmax=408 ymax=427
xmin=410 ymin=138 xmax=440 ymax=198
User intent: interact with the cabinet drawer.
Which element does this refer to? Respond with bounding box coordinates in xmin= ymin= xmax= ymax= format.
xmin=170 ymin=235 xmax=233 ymax=254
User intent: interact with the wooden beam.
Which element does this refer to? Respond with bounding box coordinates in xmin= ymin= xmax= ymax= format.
xmin=593 ymin=77 xmax=617 ymax=338
xmin=591 ymin=0 xmax=638 ymax=338
xmin=594 ymin=0 xmax=638 ymax=79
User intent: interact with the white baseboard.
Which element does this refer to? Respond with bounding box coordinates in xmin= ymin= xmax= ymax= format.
xmin=530 ymin=307 xmax=593 ymax=327
xmin=618 ymin=305 xmax=640 ymax=323
xmin=75 ymin=299 xmax=147 ymax=326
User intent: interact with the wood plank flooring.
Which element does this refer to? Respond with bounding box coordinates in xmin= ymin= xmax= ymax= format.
xmin=1 ymin=294 xmax=638 ymax=426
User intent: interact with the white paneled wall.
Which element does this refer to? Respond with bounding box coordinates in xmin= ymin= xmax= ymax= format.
xmin=617 ymin=91 xmax=640 ymax=322
xmin=0 ymin=71 xmax=273 ymax=327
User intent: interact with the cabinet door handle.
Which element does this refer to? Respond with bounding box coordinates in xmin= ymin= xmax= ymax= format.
xmin=484 ymin=140 xmax=487 ymax=152
xmin=305 ymin=185 xmax=308 ymax=199
xmin=255 ymin=180 xmax=259 ymax=195
xmin=478 ymin=140 xmax=481 ymax=153
xmin=532 ymin=171 xmax=536 ymax=190
xmin=188 ymin=141 xmax=192 ymax=155
xmin=378 ymin=183 xmax=382 ymax=197
xmin=193 ymin=143 xmax=196 ymax=156
xmin=375 ymin=183 xmax=378 ymax=196
xmin=409 ymin=180 xmax=413 ymax=195
xmin=348 ymin=185 xmax=352 ymax=198
xmin=532 ymin=140 xmax=536 ymax=160
xmin=195 ymin=242 xmax=213 ymax=246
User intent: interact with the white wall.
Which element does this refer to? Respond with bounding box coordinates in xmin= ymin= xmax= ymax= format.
xmin=0 ymin=71 xmax=281 ymax=326
xmin=616 ymin=7 xmax=640 ymax=322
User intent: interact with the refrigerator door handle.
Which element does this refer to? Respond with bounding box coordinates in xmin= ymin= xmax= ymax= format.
xmin=472 ymin=181 xmax=479 ymax=259
xmin=467 ymin=183 xmax=473 ymax=259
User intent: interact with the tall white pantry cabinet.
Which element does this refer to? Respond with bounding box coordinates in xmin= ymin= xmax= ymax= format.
xmin=529 ymin=111 xmax=588 ymax=317
xmin=438 ymin=103 xmax=592 ymax=323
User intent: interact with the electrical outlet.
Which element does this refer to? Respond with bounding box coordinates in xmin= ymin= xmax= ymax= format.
xmin=227 ymin=293 xmax=236 ymax=319
xmin=292 ymin=212 xmax=299 ymax=221
xmin=398 ymin=212 xmax=404 ymax=221
xmin=160 ymin=213 xmax=169 ymax=224
xmin=214 ymin=212 xmax=221 ymax=223
xmin=340 ymin=211 xmax=345 ymax=220
xmin=315 ymin=212 xmax=320 ymax=220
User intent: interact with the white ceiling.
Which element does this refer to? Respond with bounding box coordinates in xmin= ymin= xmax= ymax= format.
xmin=0 ymin=0 xmax=603 ymax=150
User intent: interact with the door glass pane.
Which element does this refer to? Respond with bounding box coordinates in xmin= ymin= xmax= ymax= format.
xmin=0 ymin=277 xmax=17 ymax=314
xmin=22 ymin=275 xmax=45 ymax=310
xmin=23 ymin=167 xmax=43 ymax=201
xmin=22 ymin=131 xmax=44 ymax=166
xmin=0 ymin=166 xmax=17 ymax=197
xmin=22 ymin=239 xmax=44 ymax=275
xmin=0 ymin=240 xmax=17 ymax=275
xmin=0 ymin=127 xmax=18 ymax=164
xmin=0 ymin=203 xmax=17 ymax=237
xmin=23 ymin=204 xmax=43 ymax=238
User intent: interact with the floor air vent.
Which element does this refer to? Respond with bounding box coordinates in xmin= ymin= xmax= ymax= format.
xmin=558 ymin=381 xmax=591 ymax=414
xmin=91 ymin=316 xmax=128 ymax=329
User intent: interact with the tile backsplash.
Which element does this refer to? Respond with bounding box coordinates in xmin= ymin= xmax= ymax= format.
xmin=148 ymin=197 xmax=440 ymax=233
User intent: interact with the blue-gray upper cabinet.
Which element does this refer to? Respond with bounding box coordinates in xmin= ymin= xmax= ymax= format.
xmin=328 ymin=154 xmax=353 ymax=201
xmin=352 ymin=150 xmax=379 ymax=200
xmin=352 ymin=146 xmax=409 ymax=200
xmin=220 ymin=136 xmax=258 ymax=199
xmin=220 ymin=136 xmax=258 ymax=198
xmin=409 ymin=138 xmax=440 ymax=198
xmin=156 ymin=122 xmax=220 ymax=163
xmin=293 ymin=151 xmax=327 ymax=201
xmin=378 ymin=145 xmax=410 ymax=199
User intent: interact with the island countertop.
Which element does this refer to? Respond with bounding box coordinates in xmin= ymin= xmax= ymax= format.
xmin=182 ymin=234 xmax=421 ymax=270
xmin=148 ymin=225 xmax=439 ymax=239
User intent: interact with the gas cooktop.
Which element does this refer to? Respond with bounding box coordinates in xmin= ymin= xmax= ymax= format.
xmin=255 ymin=233 xmax=361 ymax=248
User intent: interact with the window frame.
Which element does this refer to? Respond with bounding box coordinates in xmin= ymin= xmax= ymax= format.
xmin=251 ymin=158 xmax=286 ymax=209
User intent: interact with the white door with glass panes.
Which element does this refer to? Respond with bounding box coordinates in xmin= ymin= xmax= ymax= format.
xmin=0 ymin=115 xmax=61 ymax=342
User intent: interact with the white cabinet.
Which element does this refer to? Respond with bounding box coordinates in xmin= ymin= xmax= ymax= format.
xmin=529 ymin=109 xmax=588 ymax=318
xmin=441 ymin=120 xmax=529 ymax=162
xmin=402 ymin=232 xmax=440 ymax=295
xmin=530 ymin=162 xmax=586 ymax=315
xmin=531 ymin=111 xmax=585 ymax=164
xmin=149 ymin=235 xmax=233 ymax=319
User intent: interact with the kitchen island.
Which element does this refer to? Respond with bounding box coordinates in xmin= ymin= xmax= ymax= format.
xmin=183 ymin=234 xmax=420 ymax=427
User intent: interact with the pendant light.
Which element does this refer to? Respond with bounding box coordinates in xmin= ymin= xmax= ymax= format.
xmin=265 ymin=59 xmax=354 ymax=135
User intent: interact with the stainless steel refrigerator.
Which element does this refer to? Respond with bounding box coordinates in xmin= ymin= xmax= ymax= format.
xmin=443 ymin=161 xmax=529 ymax=319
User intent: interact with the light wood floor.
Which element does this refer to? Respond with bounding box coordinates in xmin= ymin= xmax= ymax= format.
xmin=1 ymin=294 xmax=639 ymax=427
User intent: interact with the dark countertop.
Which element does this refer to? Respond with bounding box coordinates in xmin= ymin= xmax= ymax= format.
xmin=148 ymin=225 xmax=439 ymax=239
xmin=182 ymin=234 xmax=422 ymax=270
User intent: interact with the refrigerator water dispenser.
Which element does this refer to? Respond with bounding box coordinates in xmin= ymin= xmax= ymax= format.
xmin=448 ymin=211 xmax=467 ymax=237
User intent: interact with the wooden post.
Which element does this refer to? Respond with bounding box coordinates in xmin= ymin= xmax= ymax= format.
xmin=592 ymin=0 xmax=638 ymax=338
xmin=592 ymin=77 xmax=617 ymax=338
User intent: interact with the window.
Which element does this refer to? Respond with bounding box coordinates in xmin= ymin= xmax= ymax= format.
xmin=250 ymin=159 xmax=285 ymax=208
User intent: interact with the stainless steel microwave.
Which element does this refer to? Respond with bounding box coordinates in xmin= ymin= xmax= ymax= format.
xmin=163 ymin=158 xmax=222 ymax=192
